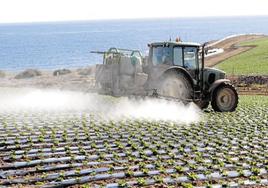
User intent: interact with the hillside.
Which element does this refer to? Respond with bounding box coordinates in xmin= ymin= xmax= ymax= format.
xmin=205 ymin=34 xmax=266 ymax=67
xmin=215 ymin=37 xmax=268 ymax=75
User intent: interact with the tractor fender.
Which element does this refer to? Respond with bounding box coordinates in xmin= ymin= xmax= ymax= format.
xmin=162 ymin=66 xmax=194 ymax=88
xmin=209 ymin=79 xmax=231 ymax=94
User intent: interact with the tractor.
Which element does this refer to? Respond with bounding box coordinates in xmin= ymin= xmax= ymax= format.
xmin=93 ymin=40 xmax=238 ymax=112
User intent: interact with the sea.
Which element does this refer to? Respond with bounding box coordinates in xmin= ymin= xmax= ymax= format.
xmin=0 ymin=16 xmax=268 ymax=71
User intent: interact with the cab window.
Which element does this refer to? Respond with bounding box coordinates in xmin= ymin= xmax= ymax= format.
xmin=152 ymin=46 xmax=172 ymax=65
xmin=184 ymin=47 xmax=197 ymax=69
xmin=173 ymin=47 xmax=183 ymax=66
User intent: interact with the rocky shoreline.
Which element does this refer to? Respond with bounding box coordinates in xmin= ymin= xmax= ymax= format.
xmin=0 ymin=66 xmax=96 ymax=92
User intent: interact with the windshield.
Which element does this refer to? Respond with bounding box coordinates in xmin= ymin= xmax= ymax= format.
xmin=151 ymin=45 xmax=198 ymax=69
xmin=152 ymin=46 xmax=172 ymax=65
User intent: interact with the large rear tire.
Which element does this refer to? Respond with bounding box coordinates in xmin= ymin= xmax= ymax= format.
xmin=157 ymin=72 xmax=192 ymax=101
xmin=211 ymin=83 xmax=238 ymax=112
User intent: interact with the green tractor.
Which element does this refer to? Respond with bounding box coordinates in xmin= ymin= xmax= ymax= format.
xmin=94 ymin=40 xmax=238 ymax=112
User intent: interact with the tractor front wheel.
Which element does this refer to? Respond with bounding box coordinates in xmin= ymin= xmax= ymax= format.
xmin=211 ymin=83 xmax=238 ymax=112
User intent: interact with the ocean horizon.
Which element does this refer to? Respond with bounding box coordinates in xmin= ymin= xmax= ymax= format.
xmin=0 ymin=16 xmax=268 ymax=71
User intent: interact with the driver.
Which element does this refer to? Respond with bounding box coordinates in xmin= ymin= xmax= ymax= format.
xmin=162 ymin=55 xmax=171 ymax=64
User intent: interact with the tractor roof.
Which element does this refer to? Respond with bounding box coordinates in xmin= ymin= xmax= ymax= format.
xmin=150 ymin=41 xmax=201 ymax=47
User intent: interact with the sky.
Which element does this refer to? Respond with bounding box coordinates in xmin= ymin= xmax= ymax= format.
xmin=0 ymin=0 xmax=268 ymax=23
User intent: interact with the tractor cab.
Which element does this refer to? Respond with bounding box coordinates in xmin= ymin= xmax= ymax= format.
xmin=147 ymin=41 xmax=201 ymax=82
xmin=147 ymin=41 xmax=227 ymax=92
xmin=149 ymin=41 xmax=200 ymax=68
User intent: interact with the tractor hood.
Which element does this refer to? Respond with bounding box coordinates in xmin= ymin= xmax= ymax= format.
xmin=204 ymin=67 xmax=226 ymax=78
xmin=203 ymin=67 xmax=226 ymax=86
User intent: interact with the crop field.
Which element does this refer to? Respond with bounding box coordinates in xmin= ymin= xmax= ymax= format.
xmin=216 ymin=37 xmax=268 ymax=75
xmin=0 ymin=95 xmax=268 ymax=188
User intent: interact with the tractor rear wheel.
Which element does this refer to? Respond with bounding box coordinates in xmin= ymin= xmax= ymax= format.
xmin=157 ymin=72 xmax=192 ymax=101
xmin=211 ymin=83 xmax=238 ymax=112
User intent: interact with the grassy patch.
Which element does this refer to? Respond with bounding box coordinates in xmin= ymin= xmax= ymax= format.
xmin=238 ymin=95 xmax=268 ymax=106
xmin=216 ymin=37 xmax=268 ymax=75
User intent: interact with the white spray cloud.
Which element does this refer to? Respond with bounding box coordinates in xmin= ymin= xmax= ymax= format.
xmin=0 ymin=87 xmax=201 ymax=123
xmin=111 ymin=98 xmax=200 ymax=123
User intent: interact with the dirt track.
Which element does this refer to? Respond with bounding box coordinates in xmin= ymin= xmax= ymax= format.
xmin=205 ymin=34 xmax=267 ymax=67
